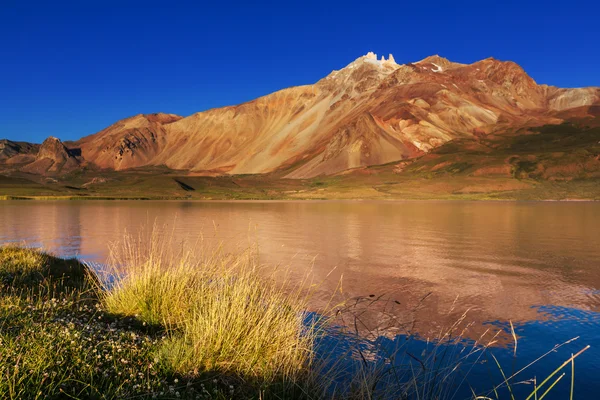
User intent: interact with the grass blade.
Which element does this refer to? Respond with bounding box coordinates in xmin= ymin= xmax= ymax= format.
xmin=525 ymin=346 xmax=590 ymax=400
xmin=492 ymin=353 xmax=515 ymax=400
xmin=570 ymin=354 xmax=575 ymax=400
xmin=538 ymin=373 xmax=565 ymax=400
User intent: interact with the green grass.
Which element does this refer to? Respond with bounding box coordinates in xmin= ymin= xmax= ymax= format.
xmin=0 ymin=246 xmax=175 ymax=399
xmin=0 ymin=242 xmax=319 ymax=399
xmin=0 ymin=246 xmax=93 ymax=291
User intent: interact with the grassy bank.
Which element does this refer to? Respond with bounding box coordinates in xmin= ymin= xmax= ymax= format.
xmin=0 ymin=240 xmax=319 ymax=399
xmin=2 ymin=177 xmax=599 ymax=201
xmin=0 ymin=237 xmax=590 ymax=399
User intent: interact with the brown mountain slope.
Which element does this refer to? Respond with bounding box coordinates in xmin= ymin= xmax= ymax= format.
xmin=74 ymin=113 xmax=182 ymax=170
xmin=2 ymin=53 xmax=599 ymax=178
xmin=21 ymin=137 xmax=82 ymax=175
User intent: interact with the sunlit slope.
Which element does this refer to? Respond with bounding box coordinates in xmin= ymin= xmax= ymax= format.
xmin=2 ymin=53 xmax=598 ymax=179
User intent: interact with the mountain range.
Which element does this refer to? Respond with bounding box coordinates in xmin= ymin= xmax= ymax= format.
xmin=1 ymin=52 xmax=599 ymax=199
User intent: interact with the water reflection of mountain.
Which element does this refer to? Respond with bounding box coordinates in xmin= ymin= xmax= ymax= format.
xmin=1 ymin=200 xmax=599 ymax=342
xmin=318 ymin=307 xmax=597 ymax=399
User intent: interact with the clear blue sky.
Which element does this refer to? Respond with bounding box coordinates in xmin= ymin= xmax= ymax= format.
xmin=1 ymin=0 xmax=598 ymax=143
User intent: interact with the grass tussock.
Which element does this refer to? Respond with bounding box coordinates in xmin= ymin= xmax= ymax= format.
xmin=101 ymin=229 xmax=316 ymax=383
xmin=0 ymin=237 xmax=318 ymax=399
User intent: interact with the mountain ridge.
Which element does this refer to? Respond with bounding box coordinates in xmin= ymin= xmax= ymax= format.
xmin=1 ymin=53 xmax=598 ymax=179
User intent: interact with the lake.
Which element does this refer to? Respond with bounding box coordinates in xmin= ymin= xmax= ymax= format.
xmin=1 ymin=200 xmax=599 ymax=397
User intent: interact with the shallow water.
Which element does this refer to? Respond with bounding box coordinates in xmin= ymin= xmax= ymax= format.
xmin=1 ymin=200 xmax=599 ymax=397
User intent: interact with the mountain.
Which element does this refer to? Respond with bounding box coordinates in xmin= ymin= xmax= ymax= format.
xmin=20 ymin=137 xmax=82 ymax=175
xmin=0 ymin=140 xmax=39 ymax=164
xmin=74 ymin=113 xmax=182 ymax=171
xmin=1 ymin=53 xmax=599 ymax=182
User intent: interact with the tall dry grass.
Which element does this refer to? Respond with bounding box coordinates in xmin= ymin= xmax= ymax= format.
xmin=98 ymin=227 xmax=319 ymax=386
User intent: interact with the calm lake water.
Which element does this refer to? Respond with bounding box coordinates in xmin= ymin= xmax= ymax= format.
xmin=1 ymin=200 xmax=599 ymax=397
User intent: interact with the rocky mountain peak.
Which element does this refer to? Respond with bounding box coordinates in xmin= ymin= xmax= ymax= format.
xmin=37 ymin=136 xmax=72 ymax=163
xmin=144 ymin=113 xmax=183 ymax=125
xmin=365 ymin=51 xmax=377 ymax=60
xmin=363 ymin=51 xmax=397 ymax=65
xmin=2 ymin=53 xmax=598 ymax=180
xmin=320 ymin=51 xmax=400 ymax=87
xmin=416 ymin=55 xmax=463 ymax=72
xmin=16 ymin=136 xmax=80 ymax=175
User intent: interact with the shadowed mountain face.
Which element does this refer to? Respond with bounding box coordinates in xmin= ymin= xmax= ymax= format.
xmin=0 ymin=140 xmax=39 ymax=164
xmin=1 ymin=53 xmax=599 ymax=178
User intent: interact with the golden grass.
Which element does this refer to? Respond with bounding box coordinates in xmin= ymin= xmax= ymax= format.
xmin=0 ymin=246 xmax=47 ymax=276
xmin=99 ymin=228 xmax=317 ymax=384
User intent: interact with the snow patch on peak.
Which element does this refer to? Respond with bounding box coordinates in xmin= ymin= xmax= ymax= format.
xmin=431 ymin=63 xmax=443 ymax=73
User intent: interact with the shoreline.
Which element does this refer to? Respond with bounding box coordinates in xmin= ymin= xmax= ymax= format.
xmin=1 ymin=195 xmax=598 ymax=202
xmin=1 ymin=242 xmax=591 ymax=399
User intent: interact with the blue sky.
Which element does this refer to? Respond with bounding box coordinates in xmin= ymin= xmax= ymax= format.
xmin=1 ymin=0 xmax=598 ymax=143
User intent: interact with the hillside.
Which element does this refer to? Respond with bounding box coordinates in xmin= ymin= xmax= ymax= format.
xmin=0 ymin=52 xmax=598 ymax=199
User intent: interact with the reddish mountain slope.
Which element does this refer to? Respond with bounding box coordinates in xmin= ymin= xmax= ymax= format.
xmin=2 ymin=53 xmax=599 ymax=178
xmin=74 ymin=113 xmax=182 ymax=170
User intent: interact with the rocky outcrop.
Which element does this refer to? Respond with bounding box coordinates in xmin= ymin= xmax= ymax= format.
xmin=547 ymin=88 xmax=600 ymax=111
xmin=365 ymin=51 xmax=377 ymax=60
xmin=36 ymin=137 xmax=71 ymax=163
xmin=21 ymin=137 xmax=80 ymax=175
